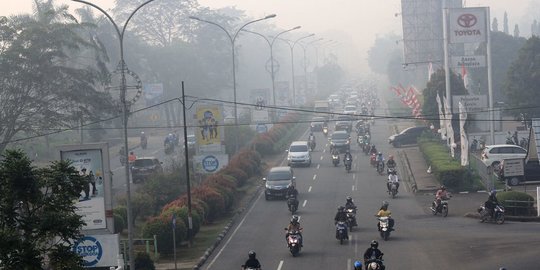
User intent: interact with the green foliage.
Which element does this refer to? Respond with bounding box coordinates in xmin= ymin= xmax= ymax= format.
xmin=161 ymin=206 xmax=202 ymax=235
xmin=142 ymin=216 xmax=187 ymax=254
xmin=134 ymin=252 xmax=156 ymax=270
xmin=114 ymin=214 xmax=125 ymax=234
xmin=504 ymin=36 xmax=540 ymax=118
xmin=224 ymin=125 xmax=256 ymax=155
xmin=367 ymin=33 xmax=402 ymax=75
xmin=418 ymin=141 xmax=466 ymax=189
xmin=497 ymin=191 xmax=535 ymax=216
xmin=0 ymin=150 xmax=85 ymax=269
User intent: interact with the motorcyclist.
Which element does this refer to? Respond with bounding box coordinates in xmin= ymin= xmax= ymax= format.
xmin=286 ymin=185 xmax=299 ymax=210
xmin=128 ymin=151 xmax=137 ymax=164
xmin=285 ymin=215 xmax=303 ymax=247
xmin=242 ymin=250 xmax=261 ymax=270
xmin=334 ymin=206 xmax=348 ymax=239
xmin=369 ymin=145 xmax=378 ymax=155
xmin=387 ymin=170 xmax=399 ymax=194
xmin=345 ymin=196 xmax=358 ymax=226
xmin=376 ymin=152 xmax=384 ymax=171
xmin=331 ymin=147 xmax=340 ymax=157
xmin=344 ymin=149 xmax=353 ymax=164
xmin=485 ymin=190 xmax=499 ymax=218
xmin=434 ymin=185 xmax=449 ymax=211
xmin=375 ymin=201 xmax=394 ymax=231
xmin=386 ymin=155 xmax=396 ymax=169
xmin=308 ymin=132 xmax=315 ymax=143
xmin=363 ymin=240 xmax=385 ymax=270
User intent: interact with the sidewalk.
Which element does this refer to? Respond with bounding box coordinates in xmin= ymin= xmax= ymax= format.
xmin=399 ymin=147 xmax=440 ymax=193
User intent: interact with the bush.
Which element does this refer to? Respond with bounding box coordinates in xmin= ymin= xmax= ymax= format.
xmin=113 ymin=206 xmax=127 ymax=226
xmin=113 ymin=214 xmax=124 ymax=234
xmin=161 ymin=206 xmax=202 ymax=236
xmin=192 ymin=185 xmax=225 ymax=221
xmin=162 ymin=197 xmax=209 ymax=224
xmin=141 ymin=216 xmax=187 ymax=254
xmin=134 ymin=252 xmax=155 ymax=270
xmin=220 ymin=166 xmax=248 ymax=187
xmin=497 ymin=191 xmax=536 ymax=216
xmin=419 ymin=141 xmax=466 ymax=189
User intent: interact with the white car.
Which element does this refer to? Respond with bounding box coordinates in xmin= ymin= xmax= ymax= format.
xmin=287 ymin=141 xmax=311 ymax=167
xmin=343 ymin=105 xmax=357 ymax=115
xmin=481 ymin=144 xmax=527 ymax=167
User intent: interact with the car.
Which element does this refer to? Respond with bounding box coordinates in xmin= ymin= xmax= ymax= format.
xmin=481 ymin=144 xmax=527 ymax=167
xmin=287 ymin=141 xmax=311 ymax=167
xmin=388 ymin=126 xmax=428 ymax=147
xmin=263 ymin=166 xmax=296 ymax=200
xmin=335 ymin=121 xmax=352 ymax=133
xmin=330 ymin=130 xmax=351 ymax=153
xmin=131 ymin=157 xmax=163 ymax=183
xmin=497 ymin=158 xmax=540 ymax=186
xmin=310 ymin=117 xmax=327 ymax=132
xmin=343 ymin=105 xmax=357 ymax=115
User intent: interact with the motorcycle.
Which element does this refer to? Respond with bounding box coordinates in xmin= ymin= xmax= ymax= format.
xmin=345 ymin=208 xmax=357 ymax=232
xmin=164 ymin=142 xmax=174 ymax=155
xmin=387 ymin=166 xmax=396 ymax=175
xmin=287 ymin=195 xmax=299 ymax=214
xmin=335 ymin=221 xmax=348 ymax=245
xmin=332 ymin=154 xmax=340 ymax=167
xmin=376 ymin=161 xmax=384 ymax=175
xmin=431 ymin=197 xmax=450 ymax=217
xmin=378 ymin=216 xmax=392 ymax=241
xmin=322 ymin=127 xmax=328 ymax=137
xmin=140 ymin=137 xmax=148 ymax=150
xmin=370 ymin=154 xmax=377 ymax=167
xmin=309 ymin=140 xmax=316 ymax=151
xmin=284 ymin=229 xmax=302 ymax=256
xmin=478 ymin=204 xmax=505 ymax=224
xmin=119 ymin=155 xmax=126 ymax=166
xmin=344 ymin=157 xmax=352 ymax=173
xmin=388 ymin=177 xmax=398 ymax=199
xmin=357 ymin=136 xmax=364 ymax=146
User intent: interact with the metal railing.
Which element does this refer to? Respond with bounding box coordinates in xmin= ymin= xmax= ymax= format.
xmin=120 ymin=235 xmax=158 ymax=262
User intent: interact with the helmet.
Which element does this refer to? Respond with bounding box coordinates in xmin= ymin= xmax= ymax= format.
xmin=354 ymin=261 xmax=362 ymax=268
xmin=346 ymin=196 xmax=353 ymax=202
xmin=248 ymin=250 xmax=256 ymax=259
xmin=388 ymin=155 xmax=394 ymax=160
xmin=291 ymin=215 xmax=299 ymax=223
xmin=338 ymin=206 xmax=345 ymax=212
xmin=370 ymin=240 xmax=379 ymax=249
xmin=440 ymin=185 xmax=446 ymax=190
xmin=382 ymin=200 xmax=389 ymax=208
xmin=378 ymin=152 xmax=382 ymax=155
xmin=490 ymin=190 xmax=497 ymax=196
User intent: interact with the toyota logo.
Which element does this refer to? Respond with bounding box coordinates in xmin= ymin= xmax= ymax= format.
xmin=457 ymin=14 xmax=477 ymax=28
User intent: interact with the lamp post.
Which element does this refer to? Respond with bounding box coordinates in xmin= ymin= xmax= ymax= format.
xmin=71 ymin=1 xmax=157 ymax=268
xmin=298 ymin=38 xmax=323 ymax=96
xmin=279 ymin=34 xmax=315 ymax=106
xmin=241 ymin=26 xmax=301 ymax=110
xmin=189 ymin=14 xmax=276 ymax=151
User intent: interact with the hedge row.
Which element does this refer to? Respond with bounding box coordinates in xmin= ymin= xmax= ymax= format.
xmin=497 ymin=191 xmax=536 ymax=216
xmin=418 ymin=140 xmax=466 ymax=189
xmin=252 ymin=113 xmax=304 ymax=156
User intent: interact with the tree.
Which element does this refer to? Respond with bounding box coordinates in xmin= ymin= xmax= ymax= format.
xmin=514 ymin=24 xmax=520 ymax=38
xmin=0 ymin=150 xmax=86 ymax=269
xmin=503 ymin=12 xmax=509 ymax=35
xmin=367 ymin=33 xmax=401 ymax=75
xmin=492 ymin=17 xmax=499 ymax=32
xmin=0 ymin=0 xmax=113 ymax=154
xmin=422 ymin=69 xmax=468 ymax=128
xmin=504 ymin=36 xmax=540 ymax=118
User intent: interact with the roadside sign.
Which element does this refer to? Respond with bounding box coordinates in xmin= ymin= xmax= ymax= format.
xmin=448 ymin=8 xmax=487 ymax=44
xmin=451 ymin=55 xmax=486 ymax=68
xmin=503 ymin=158 xmax=524 ymax=177
xmin=452 ymin=95 xmax=487 ymax=114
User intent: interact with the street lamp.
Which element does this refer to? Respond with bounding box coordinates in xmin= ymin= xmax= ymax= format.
xmin=189 ymin=14 xmax=276 ymax=151
xmin=71 ymin=1 xmax=157 ymax=269
xmin=278 ymin=34 xmax=315 ymax=106
xmin=241 ymin=26 xmax=301 ymax=110
xmin=298 ymin=38 xmax=324 ymax=95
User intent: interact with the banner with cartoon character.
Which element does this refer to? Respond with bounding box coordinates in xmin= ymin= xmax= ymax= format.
xmin=195 ymin=105 xmax=223 ymax=149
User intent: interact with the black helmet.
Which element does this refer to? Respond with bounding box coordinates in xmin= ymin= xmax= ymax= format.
xmin=370 ymin=240 xmax=379 ymax=248
xmin=346 ymin=196 xmax=353 ymax=202
xmin=248 ymin=250 xmax=256 ymax=259
xmin=338 ymin=206 xmax=345 ymax=212
xmin=382 ymin=200 xmax=389 ymax=208
xmin=291 ymin=215 xmax=299 ymax=223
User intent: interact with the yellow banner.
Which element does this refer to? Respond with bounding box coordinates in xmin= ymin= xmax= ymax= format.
xmin=195 ymin=106 xmax=222 ymax=146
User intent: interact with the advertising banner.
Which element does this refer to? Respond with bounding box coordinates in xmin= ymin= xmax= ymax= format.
xmin=72 ymin=234 xmax=119 ymax=268
xmin=195 ymin=105 xmax=223 ymax=152
xmin=459 ymin=102 xmax=469 ymax=166
xmin=194 ymin=154 xmax=229 ymax=174
xmin=143 ymin=83 xmax=164 ymax=106
xmin=250 ymin=88 xmax=270 ymax=110
xmin=449 ymin=8 xmax=487 ymax=44
xmin=61 ymin=149 xmax=107 ymax=230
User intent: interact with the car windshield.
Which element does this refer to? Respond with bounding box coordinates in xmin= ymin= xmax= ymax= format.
xmin=134 ymin=159 xmax=154 ymax=166
xmin=267 ymin=172 xmax=291 ymax=181
xmin=290 ymin=145 xmax=308 ymax=152
xmin=332 ymin=133 xmax=349 ymax=140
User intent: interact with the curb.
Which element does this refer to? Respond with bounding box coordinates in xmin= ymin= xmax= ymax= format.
xmin=463 ymin=212 xmax=540 ymax=222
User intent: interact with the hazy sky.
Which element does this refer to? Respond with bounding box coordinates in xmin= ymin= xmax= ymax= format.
xmin=0 ymin=0 xmax=534 ymax=72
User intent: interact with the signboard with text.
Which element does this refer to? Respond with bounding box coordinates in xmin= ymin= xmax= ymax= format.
xmin=195 ymin=105 xmax=223 ymax=153
xmin=452 ymin=95 xmax=487 ymax=114
xmin=503 ymin=158 xmax=524 ymax=177
xmin=451 ymin=55 xmax=486 ymax=68
xmin=72 ymin=234 xmax=119 ymax=268
xmin=194 ymin=154 xmax=229 ymax=174
xmin=449 ymin=8 xmax=487 ymax=44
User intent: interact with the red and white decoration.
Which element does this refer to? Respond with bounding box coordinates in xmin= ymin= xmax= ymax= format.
xmin=390 ymin=84 xmax=423 ymax=119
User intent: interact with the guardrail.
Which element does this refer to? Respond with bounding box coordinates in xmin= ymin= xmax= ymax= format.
xmin=503 ymin=200 xmax=536 ymax=216
xmin=120 ymin=235 xmax=158 ymax=262
xmin=397 ymin=150 xmax=417 ymax=193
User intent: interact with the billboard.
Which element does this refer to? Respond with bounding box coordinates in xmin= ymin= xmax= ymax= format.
xmin=72 ymin=234 xmax=119 ymax=268
xmin=452 ymin=95 xmax=487 ymax=114
xmin=448 ymin=8 xmax=487 ymax=44
xmin=58 ymin=143 xmax=113 ymax=233
xmin=143 ymin=83 xmax=164 ymax=106
xmin=194 ymin=154 xmax=229 ymax=174
xmin=195 ymin=105 xmax=223 ymax=151
xmin=275 ymin=81 xmax=291 ymax=107
xmin=249 ymin=88 xmax=270 ymax=109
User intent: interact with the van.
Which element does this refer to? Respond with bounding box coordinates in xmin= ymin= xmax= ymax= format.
xmin=287 ymin=141 xmax=311 ymax=167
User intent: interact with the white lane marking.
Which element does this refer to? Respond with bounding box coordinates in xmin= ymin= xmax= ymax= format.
xmin=355 ymin=234 xmax=358 ymax=254
xmin=112 ymin=166 xmax=123 ymax=172
xmin=347 ymin=258 xmax=351 ymax=270
xmin=353 ymin=174 xmax=356 ymax=180
xmin=302 ymin=200 xmax=307 ymax=207
xmin=317 ymin=164 xmax=320 ymax=169
xmin=277 ymin=260 xmax=284 ymax=270
xmin=352 ymin=185 xmax=355 ymax=191
xmin=297 ymin=215 xmax=302 ymax=222
xmin=151 ymin=149 xmax=159 ymax=155
xmin=323 ymin=149 xmax=326 ymax=153
xmin=205 ymin=191 xmax=263 ymax=269
xmin=308 ymin=186 xmax=312 ymax=192
xmin=313 ymin=174 xmax=317 ymax=181
xmin=320 ymin=156 xmax=324 ymax=161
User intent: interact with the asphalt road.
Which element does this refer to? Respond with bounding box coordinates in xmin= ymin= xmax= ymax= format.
xmin=201 ymin=118 xmax=540 ymax=270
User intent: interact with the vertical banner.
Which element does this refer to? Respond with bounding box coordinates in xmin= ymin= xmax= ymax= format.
xmin=448 ymin=8 xmax=487 ymax=44
xmin=58 ymin=143 xmax=112 ymax=233
xmin=436 ymin=93 xmax=447 ymax=139
xmin=195 ymin=105 xmax=223 ymax=153
xmin=443 ymin=96 xmax=455 ymax=157
xmin=459 ymin=101 xmax=469 ymax=166
xmin=143 ymin=83 xmax=164 ymax=106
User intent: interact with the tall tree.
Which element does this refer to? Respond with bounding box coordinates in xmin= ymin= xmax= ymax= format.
xmin=514 ymin=24 xmax=520 ymax=38
xmin=503 ymin=12 xmax=509 ymax=35
xmin=504 ymin=36 xmax=540 ymax=118
xmin=0 ymin=0 xmax=113 ymax=153
xmin=0 ymin=150 xmax=86 ymax=269
xmin=492 ymin=17 xmax=499 ymax=32
xmin=367 ymin=33 xmax=401 ymax=75
xmin=422 ymin=69 xmax=468 ymax=127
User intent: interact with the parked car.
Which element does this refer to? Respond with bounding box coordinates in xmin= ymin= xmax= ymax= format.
xmin=330 ymin=130 xmax=351 ymax=153
xmin=287 ymin=141 xmax=311 ymax=167
xmin=481 ymin=144 xmax=527 ymax=167
xmin=388 ymin=126 xmax=428 ymax=147
xmin=497 ymin=158 xmax=540 ymax=186
xmin=131 ymin=157 xmax=163 ymax=183
xmin=263 ymin=166 xmax=296 ymax=200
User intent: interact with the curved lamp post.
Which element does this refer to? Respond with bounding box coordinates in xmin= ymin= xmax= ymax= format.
xmin=241 ymin=26 xmax=301 ymax=109
xmin=298 ymin=38 xmax=324 ymax=95
xmin=189 ymin=14 xmax=276 ymax=151
xmin=71 ymin=1 xmax=157 ymax=268
xmin=279 ymin=34 xmax=315 ymax=106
